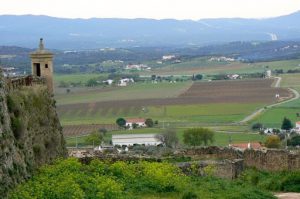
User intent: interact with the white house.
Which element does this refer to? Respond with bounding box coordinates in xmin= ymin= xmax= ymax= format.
xmin=126 ymin=118 xmax=146 ymax=129
xmin=118 ymin=78 xmax=134 ymax=86
xmin=227 ymin=74 xmax=240 ymax=80
xmin=112 ymin=134 xmax=162 ymax=146
xmin=295 ymin=121 xmax=300 ymax=133
xmin=265 ymin=70 xmax=272 ymax=78
xmin=162 ymin=55 xmax=176 ymax=60
xmin=102 ymin=79 xmax=114 ymax=85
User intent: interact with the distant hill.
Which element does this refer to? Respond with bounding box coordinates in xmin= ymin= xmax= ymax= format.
xmin=0 ymin=12 xmax=300 ymax=49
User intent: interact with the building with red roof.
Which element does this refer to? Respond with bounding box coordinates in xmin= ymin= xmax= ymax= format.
xmin=126 ymin=118 xmax=146 ymax=129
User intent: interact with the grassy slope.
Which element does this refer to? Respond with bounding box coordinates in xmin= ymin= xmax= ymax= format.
xmin=59 ymin=103 xmax=262 ymax=125
xmin=55 ymin=81 xmax=192 ymax=105
xmin=254 ymin=73 xmax=300 ymax=127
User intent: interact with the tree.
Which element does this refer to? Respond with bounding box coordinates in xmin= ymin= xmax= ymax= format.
xmin=265 ymin=135 xmax=281 ymax=148
xmin=156 ymin=128 xmax=179 ymax=148
xmin=251 ymin=123 xmax=264 ymax=131
xmin=281 ymin=117 xmax=293 ymax=131
xmin=85 ymin=131 xmax=103 ymax=145
xmin=195 ymin=74 xmax=203 ymax=80
xmin=183 ymin=128 xmax=215 ymax=147
xmin=132 ymin=123 xmax=139 ymax=129
xmin=116 ymin=118 xmax=126 ymax=128
xmin=145 ymin=118 xmax=154 ymax=127
xmin=287 ymin=135 xmax=300 ymax=147
xmin=86 ymin=78 xmax=98 ymax=87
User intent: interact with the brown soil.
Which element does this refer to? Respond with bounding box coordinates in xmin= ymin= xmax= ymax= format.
xmin=58 ymin=79 xmax=292 ymax=114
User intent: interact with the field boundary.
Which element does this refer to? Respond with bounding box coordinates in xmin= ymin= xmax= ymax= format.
xmin=239 ymin=87 xmax=299 ymax=124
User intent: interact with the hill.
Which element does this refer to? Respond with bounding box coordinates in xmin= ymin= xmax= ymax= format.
xmin=0 ymin=11 xmax=300 ymax=49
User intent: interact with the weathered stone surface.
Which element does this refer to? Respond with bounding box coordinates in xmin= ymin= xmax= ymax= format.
xmin=0 ymin=72 xmax=67 ymax=197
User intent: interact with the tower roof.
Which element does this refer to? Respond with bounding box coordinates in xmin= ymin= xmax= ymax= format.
xmin=30 ymin=38 xmax=53 ymax=56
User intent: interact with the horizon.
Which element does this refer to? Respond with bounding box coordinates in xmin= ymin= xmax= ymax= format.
xmin=1 ymin=0 xmax=300 ymax=20
xmin=1 ymin=10 xmax=300 ymax=21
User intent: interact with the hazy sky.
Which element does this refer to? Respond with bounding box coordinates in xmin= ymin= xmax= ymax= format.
xmin=0 ymin=0 xmax=300 ymax=20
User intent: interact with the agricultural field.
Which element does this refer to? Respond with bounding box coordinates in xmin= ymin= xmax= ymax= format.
xmin=57 ymin=79 xmax=290 ymax=126
xmin=142 ymin=58 xmax=300 ymax=76
xmin=253 ymin=73 xmax=300 ymax=127
xmin=65 ymin=127 xmax=265 ymax=148
xmin=55 ymin=81 xmax=192 ymax=105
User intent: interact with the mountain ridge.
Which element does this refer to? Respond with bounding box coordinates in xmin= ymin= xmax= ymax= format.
xmin=0 ymin=11 xmax=300 ymax=49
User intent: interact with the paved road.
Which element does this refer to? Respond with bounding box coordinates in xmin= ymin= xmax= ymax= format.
xmin=275 ymin=193 xmax=300 ymax=199
xmin=239 ymin=77 xmax=299 ymax=124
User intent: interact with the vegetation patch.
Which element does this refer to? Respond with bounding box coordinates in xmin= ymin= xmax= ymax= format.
xmin=8 ymin=158 xmax=275 ymax=199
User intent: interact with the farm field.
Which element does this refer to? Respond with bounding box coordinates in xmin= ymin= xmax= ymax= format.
xmin=55 ymin=81 xmax=192 ymax=105
xmin=253 ymin=73 xmax=300 ymax=127
xmin=142 ymin=58 xmax=300 ymax=76
xmin=65 ymin=127 xmax=265 ymax=147
xmin=57 ymin=79 xmax=290 ymax=126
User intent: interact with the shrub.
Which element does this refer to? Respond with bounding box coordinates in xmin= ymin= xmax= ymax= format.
xmin=145 ymin=118 xmax=154 ymax=127
xmin=11 ymin=117 xmax=24 ymax=140
xmin=265 ymin=135 xmax=281 ymax=148
xmin=182 ymin=192 xmax=198 ymax=199
xmin=252 ymin=123 xmax=264 ymax=131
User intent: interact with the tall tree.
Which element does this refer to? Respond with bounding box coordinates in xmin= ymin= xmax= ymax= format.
xmin=156 ymin=128 xmax=179 ymax=148
xmin=281 ymin=117 xmax=293 ymax=130
xmin=183 ymin=128 xmax=215 ymax=147
xmin=116 ymin=118 xmax=126 ymax=128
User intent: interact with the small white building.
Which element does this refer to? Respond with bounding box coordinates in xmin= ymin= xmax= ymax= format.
xmin=112 ymin=134 xmax=162 ymax=146
xmin=118 ymin=78 xmax=134 ymax=86
xmin=126 ymin=118 xmax=146 ymax=129
xmin=102 ymin=79 xmax=114 ymax=85
xmin=265 ymin=70 xmax=272 ymax=78
xmin=162 ymin=55 xmax=176 ymax=60
xmin=295 ymin=121 xmax=300 ymax=133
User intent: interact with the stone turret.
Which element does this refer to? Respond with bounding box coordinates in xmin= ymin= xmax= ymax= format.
xmin=30 ymin=38 xmax=54 ymax=93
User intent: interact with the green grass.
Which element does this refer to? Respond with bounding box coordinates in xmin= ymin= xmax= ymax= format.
xmin=142 ymin=58 xmax=300 ymax=76
xmin=55 ymin=81 xmax=192 ymax=105
xmin=59 ymin=103 xmax=263 ymax=125
xmin=54 ymin=73 xmax=106 ymax=85
xmin=254 ymin=73 xmax=300 ymax=127
xmin=65 ymin=127 xmax=265 ymax=147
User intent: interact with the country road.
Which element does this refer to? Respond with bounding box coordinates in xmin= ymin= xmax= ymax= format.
xmin=239 ymin=77 xmax=299 ymax=124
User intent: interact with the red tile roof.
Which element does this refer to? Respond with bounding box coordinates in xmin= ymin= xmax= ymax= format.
xmin=126 ymin=118 xmax=145 ymax=123
xmin=231 ymin=142 xmax=262 ymax=150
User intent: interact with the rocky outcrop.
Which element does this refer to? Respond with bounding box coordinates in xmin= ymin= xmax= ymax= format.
xmin=0 ymin=73 xmax=67 ymax=197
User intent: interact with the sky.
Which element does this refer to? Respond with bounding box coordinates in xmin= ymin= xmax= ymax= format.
xmin=0 ymin=0 xmax=300 ymax=20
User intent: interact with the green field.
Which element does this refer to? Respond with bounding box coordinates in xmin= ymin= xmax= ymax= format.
xmin=65 ymin=127 xmax=265 ymax=147
xmin=55 ymin=81 xmax=192 ymax=105
xmin=54 ymin=73 xmax=106 ymax=85
xmin=59 ymin=103 xmax=263 ymax=125
xmin=254 ymin=73 xmax=300 ymax=127
xmin=143 ymin=58 xmax=300 ymax=76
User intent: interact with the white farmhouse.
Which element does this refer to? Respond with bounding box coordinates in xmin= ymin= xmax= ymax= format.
xmin=295 ymin=121 xmax=300 ymax=133
xmin=112 ymin=134 xmax=162 ymax=146
xmin=126 ymin=118 xmax=146 ymax=129
xmin=118 ymin=78 xmax=134 ymax=86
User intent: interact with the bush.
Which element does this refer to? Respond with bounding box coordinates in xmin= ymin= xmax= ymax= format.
xmin=265 ymin=135 xmax=281 ymax=148
xmin=145 ymin=118 xmax=154 ymax=127
xmin=11 ymin=117 xmax=24 ymax=140
xmin=182 ymin=191 xmax=198 ymax=199
xmin=252 ymin=123 xmax=264 ymax=131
